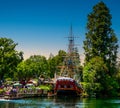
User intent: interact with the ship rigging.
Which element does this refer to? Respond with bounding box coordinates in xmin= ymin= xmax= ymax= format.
xmin=54 ymin=25 xmax=83 ymax=96
xmin=59 ymin=25 xmax=81 ymax=82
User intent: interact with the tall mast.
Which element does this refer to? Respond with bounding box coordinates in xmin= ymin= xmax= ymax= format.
xmin=60 ymin=25 xmax=80 ymax=79
xmin=68 ymin=25 xmax=74 ymax=54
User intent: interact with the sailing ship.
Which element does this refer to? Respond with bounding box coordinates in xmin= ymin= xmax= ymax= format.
xmin=54 ymin=25 xmax=83 ymax=96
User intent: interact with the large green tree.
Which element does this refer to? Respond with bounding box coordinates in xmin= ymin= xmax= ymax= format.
xmin=17 ymin=55 xmax=48 ymax=80
xmin=48 ymin=50 xmax=66 ymax=78
xmin=83 ymin=56 xmax=107 ymax=96
xmin=83 ymin=1 xmax=118 ymax=75
xmin=83 ymin=56 xmax=119 ymax=96
xmin=83 ymin=1 xmax=119 ymax=97
xmin=0 ymin=37 xmax=23 ymax=81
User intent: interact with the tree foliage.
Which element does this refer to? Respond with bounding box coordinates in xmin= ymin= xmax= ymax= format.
xmin=0 ymin=37 xmax=23 ymax=80
xmin=83 ymin=57 xmax=106 ymax=96
xmin=17 ymin=55 xmax=49 ymax=80
xmin=83 ymin=1 xmax=118 ymax=73
xmin=48 ymin=50 xmax=66 ymax=77
xmin=83 ymin=1 xmax=119 ymax=97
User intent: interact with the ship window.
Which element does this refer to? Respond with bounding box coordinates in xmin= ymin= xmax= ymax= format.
xmin=58 ymin=85 xmax=61 ymax=88
xmin=67 ymin=85 xmax=70 ymax=88
xmin=70 ymin=85 xmax=73 ymax=88
xmin=61 ymin=85 xmax=64 ymax=88
xmin=64 ymin=85 xmax=67 ymax=88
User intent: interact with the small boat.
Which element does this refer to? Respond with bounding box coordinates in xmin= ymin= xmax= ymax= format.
xmin=54 ymin=77 xmax=83 ymax=96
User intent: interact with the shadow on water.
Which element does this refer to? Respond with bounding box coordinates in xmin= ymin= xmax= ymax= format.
xmin=1 ymin=97 xmax=120 ymax=108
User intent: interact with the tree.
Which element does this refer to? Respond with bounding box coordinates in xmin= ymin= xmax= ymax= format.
xmin=83 ymin=1 xmax=119 ymax=97
xmin=83 ymin=1 xmax=118 ymax=75
xmin=0 ymin=37 xmax=23 ymax=81
xmin=116 ymin=60 xmax=120 ymax=85
xmin=16 ymin=61 xmax=29 ymax=81
xmin=48 ymin=50 xmax=66 ymax=78
xmin=83 ymin=56 xmax=107 ymax=96
xmin=17 ymin=55 xmax=49 ymax=80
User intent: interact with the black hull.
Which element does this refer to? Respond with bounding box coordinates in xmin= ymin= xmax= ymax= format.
xmin=57 ymin=90 xmax=78 ymax=96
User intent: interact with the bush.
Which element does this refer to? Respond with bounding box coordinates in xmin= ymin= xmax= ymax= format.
xmin=0 ymin=89 xmax=5 ymax=95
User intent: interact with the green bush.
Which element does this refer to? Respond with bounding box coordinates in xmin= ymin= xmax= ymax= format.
xmin=38 ymin=85 xmax=52 ymax=91
xmin=0 ymin=89 xmax=5 ymax=95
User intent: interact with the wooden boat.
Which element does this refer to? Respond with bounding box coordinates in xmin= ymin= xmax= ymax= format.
xmin=54 ymin=77 xmax=83 ymax=96
xmin=54 ymin=26 xmax=83 ymax=96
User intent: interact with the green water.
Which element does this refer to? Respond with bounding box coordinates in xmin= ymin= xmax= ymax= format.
xmin=0 ymin=97 xmax=120 ymax=108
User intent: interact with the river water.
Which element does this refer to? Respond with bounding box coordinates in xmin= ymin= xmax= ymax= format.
xmin=0 ymin=97 xmax=120 ymax=108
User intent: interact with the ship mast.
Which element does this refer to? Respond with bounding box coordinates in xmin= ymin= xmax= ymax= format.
xmin=60 ymin=25 xmax=80 ymax=79
xmin=68 ymin=25 xmax=74 ymax=54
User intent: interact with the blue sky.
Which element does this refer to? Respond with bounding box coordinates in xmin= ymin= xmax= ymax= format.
xmin=0 ymin=0 xmax=120 ymax=60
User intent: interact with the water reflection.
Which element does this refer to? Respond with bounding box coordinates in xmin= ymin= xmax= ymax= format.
xmin=0 ymin=97 xmax=120 ymax=108
xmin=53 ymin=96 xmax=84 ymax=108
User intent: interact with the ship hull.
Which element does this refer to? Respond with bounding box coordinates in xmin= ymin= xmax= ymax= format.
xmin=54 ymin=77 xmax=82 ymax=96
xmin=57 ymin=90 xmax=78 ymax=96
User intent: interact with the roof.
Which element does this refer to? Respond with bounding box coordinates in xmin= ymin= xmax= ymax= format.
xmin=57 ymin=77 xmax=74 ymax=81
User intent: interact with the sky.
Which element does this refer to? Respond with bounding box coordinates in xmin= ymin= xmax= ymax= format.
xmin=0 ymin=0 xmax=120 ymax=60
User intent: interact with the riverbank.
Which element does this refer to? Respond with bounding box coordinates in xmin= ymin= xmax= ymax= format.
xmin=0 ymin=82 xmax=56 ymax=100
xmin=1 ymin=88 xmax=56 ymax=100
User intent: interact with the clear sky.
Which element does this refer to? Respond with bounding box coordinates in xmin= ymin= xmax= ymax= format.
xmin=0 ymin=0 xmax=120 ymax=60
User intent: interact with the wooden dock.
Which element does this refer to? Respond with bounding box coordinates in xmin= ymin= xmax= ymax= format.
xmin=3 ymin=90 xmax=55 ymax=100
